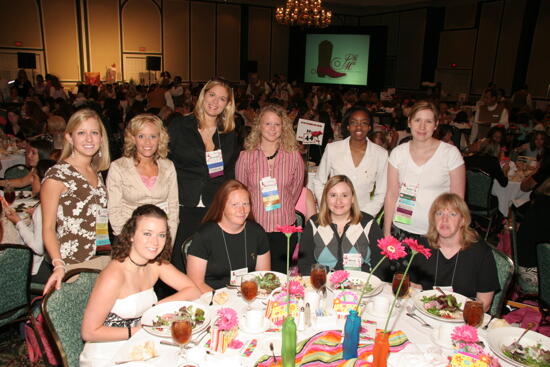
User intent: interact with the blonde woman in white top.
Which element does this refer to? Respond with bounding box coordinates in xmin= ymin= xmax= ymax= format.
xmin=107 ymin=114 xmax=179 ymax=240
xmin=384 ymin=101 xmax=465 ymax=239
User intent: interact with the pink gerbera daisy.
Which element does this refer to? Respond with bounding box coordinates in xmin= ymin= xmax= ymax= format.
xmin=377 ymin=236 xmax=407 ymax=260
xmin=403 ymin=238 xmax=432 ymax=259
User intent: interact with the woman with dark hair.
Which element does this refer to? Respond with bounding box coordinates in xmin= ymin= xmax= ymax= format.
xmin=186 ymin=179 xmax=270 ymax=292
xmin=313 ymin=106 xmax=388 ymax=217
xmin=80 ymin=204 xmax=200 ymax=366
xmin=168 ymin=77 xmax=240 ymax=273
xmin=0 ymin=138 xmax=54 ymax=189
xmin=515 ymin=131 xmax=547 ymax=159
xmin=298 ymin=175 xmax=388 ymax=279
xmin=465 ymin=140 xmax=509 ymax=187
xmin=409 ymin=193 xmax=499 ymax=312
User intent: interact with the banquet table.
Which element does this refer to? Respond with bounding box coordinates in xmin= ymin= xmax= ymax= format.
xmin=491 ymin=169 xmax=532 ymax=216
xmin=0 ymin=151 xmax=25 ymax=178
xmin=0 ymin=190 xmax=37 ymax=244
xmin=106 ymin=283 xmax=517 ymax=367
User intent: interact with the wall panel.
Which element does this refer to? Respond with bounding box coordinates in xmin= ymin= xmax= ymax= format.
xmin=270 ymin=17 xmax=289 ymax=78
xmin=437 ymin=30 xmax=476 ymax=69
xmin=526 ymin=0 xmax=550 ymax=98
xmin=396 ymin=9 xmax=426 ymax=89
xmin=42 ymin=0 xmax=80 ymax=80
xmin=122 ymin=0 xmax=161 ymax=53
xmin=164 ymin=0 xmax=189 ymax=80
xmin=444 ymin=1 xmax=477 ymax=29
xmin=248 ymin=7 xmax=271 ymax=80
xmin=190 ymin=2 xmax=215 ymax=81
xmin=88 ymin=0 xmax=120 ymax=79
xmin=0 ymin=0 xmax=42 ymax=49
xmin=217 ymin=4 xmax=241 ymax=81
xmin=471 ymin=1 xmax=503 ymax=94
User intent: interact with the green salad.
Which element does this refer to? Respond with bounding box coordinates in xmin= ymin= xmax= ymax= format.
xmin=152 ymin=305 xmax=205 ymax=328
xmin=256 ymin=272 xmax=281 ymax=294
xmin=503 ymin=342 xmax=550 ymax=367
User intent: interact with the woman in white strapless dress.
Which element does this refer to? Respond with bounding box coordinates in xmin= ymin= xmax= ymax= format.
xmin=79 ymin=205 xmax=201 ymax=367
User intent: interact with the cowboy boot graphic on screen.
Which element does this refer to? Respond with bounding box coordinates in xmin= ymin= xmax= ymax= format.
xmin=317 ymin=40 xmax=346 ymax=78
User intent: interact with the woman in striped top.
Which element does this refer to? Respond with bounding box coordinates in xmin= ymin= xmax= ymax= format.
xmin=236 ymin=104 xmax=304 ymax=273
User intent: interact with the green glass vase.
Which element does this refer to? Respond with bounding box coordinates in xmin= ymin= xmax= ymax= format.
xmin=281 ymin=316 xmax=297 ymax=367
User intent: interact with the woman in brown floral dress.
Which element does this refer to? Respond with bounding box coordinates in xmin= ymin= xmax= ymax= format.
xmin=42 ymin=108 xmax=111 ymax=294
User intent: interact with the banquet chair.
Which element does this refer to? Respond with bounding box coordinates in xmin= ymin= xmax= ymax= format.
xmin=510 ymin=210 xmax=538 ymax=297
xmin=489 ymin=247 xmax=514 ymax=317
xmin=3 ymin=164 xmax=31 ymax=190
xmin=466 ymin=169 xmax=499 ymax=240
xmin=291 ymin=211 xmax=305 ymax=262
xmin=181 ymin=235 xmax=193 ymax=271
xmin=0 ymin=244 xmax=32 ymax=328
xmin=537 ymin=243 xmax=550 ymax=323
xmin=41 ymin=268 xmax=99 ymax=367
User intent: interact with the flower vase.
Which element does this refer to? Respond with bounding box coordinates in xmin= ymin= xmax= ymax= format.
xmin=372 ymin=331 xmax=390 ymax=367
xmin=281 ymin=316 xmax=296 ymax=367
xmin=342 ymin=309 xmax=361 ymax=359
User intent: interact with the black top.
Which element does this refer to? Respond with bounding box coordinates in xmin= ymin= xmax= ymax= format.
xmin=297 ymin=212 xmax=391 ymax=281
xmin=187 ymin=221 xmax=270 ymax=290
xmin=464 ymin=154 xmax=508 ymax=187
xmin=409 ymin=240 xmax=500 ymax=299
xmin=167 ymin=114 xmax=240 ymax=207
xmin=517 ymin=194 xmax=550 ymax=268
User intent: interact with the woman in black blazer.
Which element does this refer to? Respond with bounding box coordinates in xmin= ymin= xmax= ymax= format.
xmin=168 ymin=77 xmax=240 ymax=272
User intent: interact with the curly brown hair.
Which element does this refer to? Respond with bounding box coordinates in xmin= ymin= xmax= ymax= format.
xmin=111 ymin=204 xmax=172 ymax=264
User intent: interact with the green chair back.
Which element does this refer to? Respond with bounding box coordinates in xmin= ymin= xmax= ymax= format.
xmin=511 ymin=210 xmax=538 ymax=294
xmin=295 ymin=211 xmax=305 ymax=242
xmin=0 ymin=244 xmax=32 ymax=328
xmin=466 ymin=169 xmax=494 ymax=213
xmin=42 ymin=269 xmax=99 ymax=367
xmin=3 ymin=164 xmax=31 ymax=190
xmin=537 ymin=243 xmax=550 ymax=309
xmin=489 ymin=247 xmax=514 ymax=317
xmin=181 ymin=235 xmax=193 ymax=270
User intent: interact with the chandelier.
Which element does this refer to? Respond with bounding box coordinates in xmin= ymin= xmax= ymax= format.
xmin=275 ymin=0 xmax=332 ymax=28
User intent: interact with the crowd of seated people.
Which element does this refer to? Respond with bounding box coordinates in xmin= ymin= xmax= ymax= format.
xmin=1 ymin=69 xmax=549 ymax=364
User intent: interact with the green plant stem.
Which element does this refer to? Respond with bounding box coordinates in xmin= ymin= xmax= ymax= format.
xmin=383 ymin=252 xmax=417 ymax=332
xmin=355 ymin=255 xmax=387 ymax=312
xmin=285 ymin=233 xmax=291 ymax=316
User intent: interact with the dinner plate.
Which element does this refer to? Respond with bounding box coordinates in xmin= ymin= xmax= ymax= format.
xmin=487 ymin=326 xmax=550 ymax=367
xmin=246 ymin=271 xmax=287 ymax=299
xmin=141 ymin=301 xmax=211 ymax=338
xmin=413 ymin=290 xmax=468 ymax=323
xmin=327 ymin=270 xmax=383 ymax=297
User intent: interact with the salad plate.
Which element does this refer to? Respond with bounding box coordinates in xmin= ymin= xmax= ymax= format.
xmin=327 ymin=270 xmax=383 ymax=297
xmin=246 ymin=271 xmax=287 ymax=298
xmin=141 ymin=301 xmax=211 ymax=338
xmin=413 ymin=290 xmax=467 ymax=323
xmin=487 ymin=326 xmax=550 ymax=367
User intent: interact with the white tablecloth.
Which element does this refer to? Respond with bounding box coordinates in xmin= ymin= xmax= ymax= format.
xmin=104 ymin=284 xmax=515 ymax=367
xmin=492 ymin=180 xmax=531 ymax=216
xmin=0 ymin=152 xmax=25 ymax=178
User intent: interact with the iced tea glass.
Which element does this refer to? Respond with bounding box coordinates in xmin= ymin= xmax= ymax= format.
xmin=240 ymin=274 xmax=258 ymax=311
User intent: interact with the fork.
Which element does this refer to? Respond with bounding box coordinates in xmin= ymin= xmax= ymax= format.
xmin=406 ymin=305 xmax=432 ymax=328
xmin=115 ymin=355 xmax=159 ymax=364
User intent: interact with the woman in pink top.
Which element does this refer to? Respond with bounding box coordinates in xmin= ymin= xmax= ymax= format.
xmin=107 ymin=114 xmax=179 ymax=241
xmin=236 ymin=104 xmax=304 ymax=273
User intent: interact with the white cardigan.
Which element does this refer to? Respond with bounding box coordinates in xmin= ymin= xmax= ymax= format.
xmin=312 ymin=137 xmax=388 ymax=217
xmin=107 ymin=157 xmax=179 ymax=239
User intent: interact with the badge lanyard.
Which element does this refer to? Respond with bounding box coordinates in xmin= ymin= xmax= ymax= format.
xmin=205 ymin=130 xmax=224 ymax=178
xmin=221 ymin=224 xmax=248 ymax=278
xmin=394 ymin=160 xmax=423 ymax=225
xmin=434 ymin=249 xmax=459 ymax=291
xmin=95 ymin=206 xmax=110 ymax=247
xmin=257 ymin=149 xmax=282 ymax=212
xmin=333 ymin=223 xmax=363 ymax=271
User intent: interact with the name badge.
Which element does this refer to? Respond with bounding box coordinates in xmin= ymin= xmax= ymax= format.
xmin=343 ymin=253 xmax=362 ymax=271
xmin=230 ymin=267 xmax=248 ymax=286
xmin=95 ymin=207 xmax=110 ymax=247
xmin=260 ymin=176 xmax=281 ymax=212
xmin=206 ymin=149 xmax=224 ymax=178
xmin=434 ymin=286 xmax=453 ymax=293
xmin=394 ymin=183 xmax=418 ymax=225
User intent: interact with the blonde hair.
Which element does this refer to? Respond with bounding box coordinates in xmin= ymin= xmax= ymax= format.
xmin=426 ymin=193 xmax=478 ymax=250
xmin=408 ymin=100 xmax=440 ymax=125
xmin=244 ymin=104 xmax=299 ymax=152
xmin=317 ymin=175 xmax=362 ymax=226
xmin=60 ymin=109 xmax=110 ymax=171
xmin=123 ymin=114 xmax=169 ymax=161
xmin=193 ymin=78 xmax=235 ymax=133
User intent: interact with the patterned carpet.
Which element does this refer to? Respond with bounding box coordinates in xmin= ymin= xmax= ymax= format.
xmin=0 ymin=324 xmax=46 ymax=367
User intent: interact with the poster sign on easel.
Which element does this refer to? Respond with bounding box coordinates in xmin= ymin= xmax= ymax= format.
xmin=296 ymin=119 xmax=325 ymax=146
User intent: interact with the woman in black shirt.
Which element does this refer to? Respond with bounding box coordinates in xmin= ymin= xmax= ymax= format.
xmin=186 ymin=180 xmax=270 ymax=292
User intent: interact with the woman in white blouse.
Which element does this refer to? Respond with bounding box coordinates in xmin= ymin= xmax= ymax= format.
xmin=384 ymin=101 xmax=465 ymax=239
xmin=107 ymin=114 xmax=179 ymax=240
xmin=312 ymin=106 xmax=388 ymax=217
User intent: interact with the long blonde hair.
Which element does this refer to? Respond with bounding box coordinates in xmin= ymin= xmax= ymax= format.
xmin=244 ymin=104 xmax=299 ymax=152
xmin=60 ymin=109 xmax=110 ymax=171
xmin=317 ymin=175 xmax=362 ymax=227
xmin=193 ymin=78 xmax=235 ymax=133
xmin=123 ymin=114 xmax=169 ymax=161
xmin=426 ymin=193 xmax=478 ymax=250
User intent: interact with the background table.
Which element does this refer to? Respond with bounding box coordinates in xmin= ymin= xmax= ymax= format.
xmin=107 ymin=283 xmax=515 ymax=367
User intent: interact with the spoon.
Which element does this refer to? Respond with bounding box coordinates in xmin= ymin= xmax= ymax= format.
xmin=435 ymin=287 xmax=447 ymax=297
xmin=482 ymin=314 xmax=496 ymax=330
xmin=270 ymin=342 xmax=277 ymax=363
xmin=209 ymin=290 xmax=216 ymax=306
xmin=511 ymin=323 xmax=535 ymax=349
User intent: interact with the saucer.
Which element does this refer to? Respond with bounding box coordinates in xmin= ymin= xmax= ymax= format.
xmin=239 ymin=317 xmax=269 ymax=334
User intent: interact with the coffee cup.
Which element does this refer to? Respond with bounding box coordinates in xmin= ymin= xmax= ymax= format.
xmin=372 ymin=296 xmax=390 ymax=315
xmin=245 ymin=309 xmax=264 ymax=331
xmin=436 ymin=324 xmax=455 ymax=347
